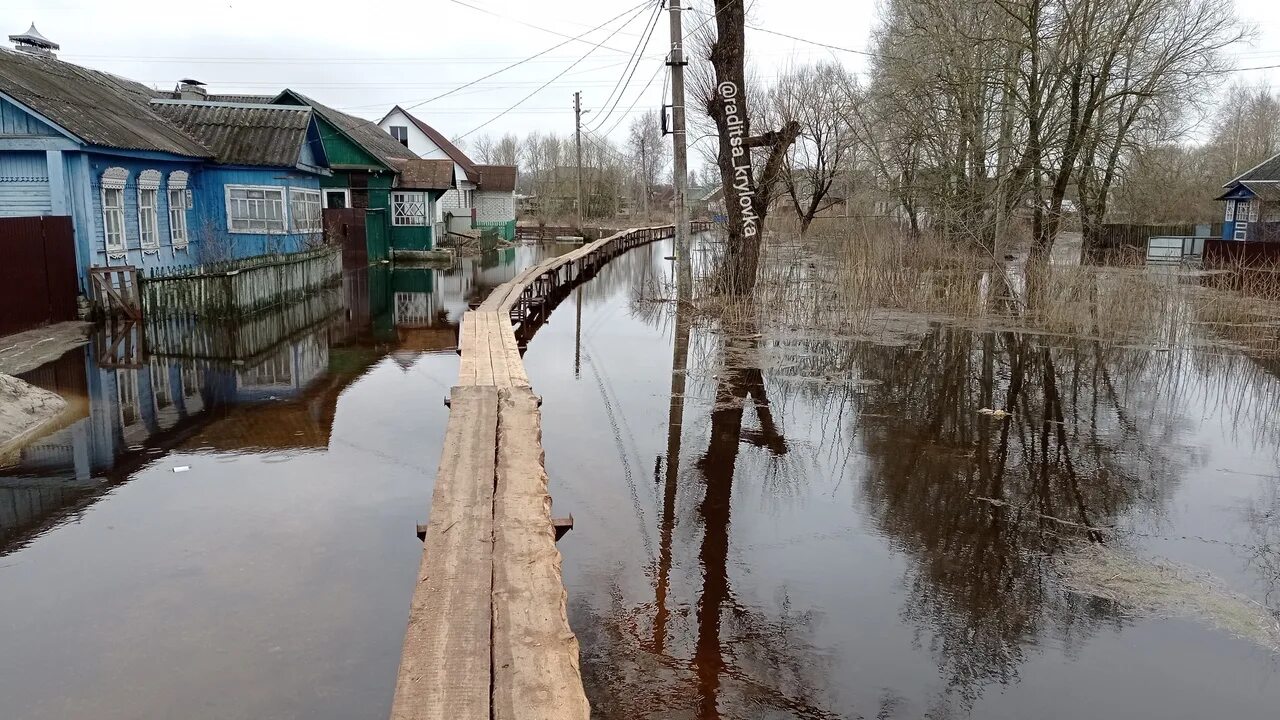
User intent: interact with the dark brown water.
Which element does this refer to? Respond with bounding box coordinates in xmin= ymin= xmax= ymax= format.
xmin=4 ymin=237 xmax=1280 ymax=719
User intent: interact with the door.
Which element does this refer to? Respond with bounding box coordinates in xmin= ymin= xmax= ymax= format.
xmin=0 ymin=216 xmax=77 ymax=336
xmin=1234 ymin=200 xmax=1250 ymax=240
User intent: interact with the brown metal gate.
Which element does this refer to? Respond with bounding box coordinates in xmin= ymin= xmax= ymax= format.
xmin=324 ymin=208 xmax=368 ymax=269
xmin=0 ymin=216 xmax=78 ymax=336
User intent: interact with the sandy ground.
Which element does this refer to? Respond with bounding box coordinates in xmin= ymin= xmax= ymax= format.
xmin=0 ymin=373 xmax=68 ymax=460
xmin=0 ymin=321 xmax=92 ymax=376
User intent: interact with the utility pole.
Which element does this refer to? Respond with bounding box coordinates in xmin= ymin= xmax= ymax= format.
xmin=668 ymin=0 xmax=691 ymax=295
xmin=574 ymin=91 xmax=585 ymax=229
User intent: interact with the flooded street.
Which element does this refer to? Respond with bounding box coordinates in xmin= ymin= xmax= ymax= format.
xmin=4 ymin=236 xmax=1280 ymax=719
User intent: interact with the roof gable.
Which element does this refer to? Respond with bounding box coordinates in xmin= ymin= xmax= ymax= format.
xmin=275 ymin=90 xmax=416 ymax=171
xmin=382 ymin=105 xmax=478 ymax=182
xmin=0 ymin=48 xmax=209 ymax=157
xmin=149 ymin=100 xmax=318 ymax=168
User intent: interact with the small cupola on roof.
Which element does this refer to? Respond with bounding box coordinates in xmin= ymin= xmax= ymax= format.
xmin=8 ymin=23 xmax=59 ymax=57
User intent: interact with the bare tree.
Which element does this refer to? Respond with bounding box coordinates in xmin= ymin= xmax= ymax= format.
xmin=628 ymin=109 xmax=669 ymax=218
xmin=769 ymin=62 xmax=859 ymax=234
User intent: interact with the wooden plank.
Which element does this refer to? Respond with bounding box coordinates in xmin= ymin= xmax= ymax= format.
xmin=492 ymin=387 xmax=590 ymax=720
xmin=391 ymin=385 xmax=499 ymax=720
xmin=475 ymin=312 xmax=497 ymax=387
xmin=458 ymin=311 xmax=478 ymax=385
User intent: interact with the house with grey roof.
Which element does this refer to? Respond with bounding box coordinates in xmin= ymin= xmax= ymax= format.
xmin=377 ymin=106 xmax=519 ymax=240
xmin=1216 ymin=151 xmax=1280 ymax=243
xmin=0 ymin=30 xmax=331 ymax=286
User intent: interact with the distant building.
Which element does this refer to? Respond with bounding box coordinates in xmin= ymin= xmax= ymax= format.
xmin=1216 ymin=151 xmax=1280 ymax=242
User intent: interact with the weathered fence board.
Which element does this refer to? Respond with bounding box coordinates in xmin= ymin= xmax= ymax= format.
xmin=141 ymin=245 xmax=341 ymax=319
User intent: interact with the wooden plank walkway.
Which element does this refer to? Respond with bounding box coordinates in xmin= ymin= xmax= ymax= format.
xmin=391 ymin=225 xmax=676 ymax=720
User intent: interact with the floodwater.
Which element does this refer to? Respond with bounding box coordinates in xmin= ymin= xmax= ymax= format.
xmin=5 ymin=237 xmax=1280 ymax=719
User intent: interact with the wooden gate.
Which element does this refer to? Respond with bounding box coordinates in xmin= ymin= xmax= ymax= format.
xmin=324 ymin=207 xmax=368 ymax=269
xmin=0 ymin=216 xmax=78 ymax=336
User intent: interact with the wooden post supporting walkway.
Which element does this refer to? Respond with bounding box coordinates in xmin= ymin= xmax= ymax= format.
xmin=391 ymin=225 xmax=677 ymax=720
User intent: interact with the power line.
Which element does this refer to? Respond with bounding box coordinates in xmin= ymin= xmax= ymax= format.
xmin=455 ymin=1 xmax=655 ymax=140
xmin=587 ymin=0 xmax=665 ymax=134
xmin=598 ymin=61 xmax=666 ymax=138
xmin=445 ymin=0 xmax=645 ymax=55
xmin=397 ymin=0 xmax=653 ymax=114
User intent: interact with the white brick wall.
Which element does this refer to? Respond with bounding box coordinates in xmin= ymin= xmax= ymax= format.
xmin=476 ymin=190 xmax=514 ymax=223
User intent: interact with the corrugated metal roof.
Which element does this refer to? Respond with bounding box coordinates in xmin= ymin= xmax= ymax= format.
xmin=1227 ymin=152 xmax=1280 ymax=185
xmin=0 ymin=48 xmax=210 ymax=157
xmin=476 ymin=164 xmax=517 ymax=192
xmin=150 ymin=100 xmax=311 ymax=167
xmin=280 ymin=91 xmax=417 ymax=168
xmin=386 ymin=106 xmax=478 ymax=183
xmin=394 ymin=158 xmax=455 ymax=190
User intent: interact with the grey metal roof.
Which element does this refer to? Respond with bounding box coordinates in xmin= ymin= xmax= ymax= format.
xmin=0 ymin=48 xmax=210 ymax=157
xmin=1227 ymin=151 xmax=1280 ymax=185
xmin=1242 ymin=181 xmax=1280 ymax=202
xmin=149 ymin=100 xmax=312 ymax=167
xmin=277 ymin=90 xmax=417 ymax=169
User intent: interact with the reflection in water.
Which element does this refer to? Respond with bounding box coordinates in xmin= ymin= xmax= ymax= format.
xmin=530 ymin=237 xmax=1280 ymax=720
xmin=0 ymin=242 xmax=578 ymax=720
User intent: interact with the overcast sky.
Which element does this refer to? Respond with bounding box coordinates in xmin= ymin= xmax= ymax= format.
xmin=6 ymin=0 xmax=1279 ymax=162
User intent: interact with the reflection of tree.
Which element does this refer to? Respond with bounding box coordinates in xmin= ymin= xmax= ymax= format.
xmin=855 ymin=326 xmax=1191 ymax=711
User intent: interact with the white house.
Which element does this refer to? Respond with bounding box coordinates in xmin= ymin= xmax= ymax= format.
xmin=378 ymin=106 xmax=477 ymax=233
xmin=377 ymin=106 xmax=517 ymax=239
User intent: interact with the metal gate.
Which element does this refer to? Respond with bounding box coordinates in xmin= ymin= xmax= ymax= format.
xmin=0 ymin=216 xmax=78 ymax=336
xmin=324 ymin=207 xmax=368 ymax=269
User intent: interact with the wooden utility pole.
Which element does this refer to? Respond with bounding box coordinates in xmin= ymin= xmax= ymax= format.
xmin=574 ymin=91 xmax=585 ymax=228
xmin=668 ymin=0 xmax=691 ymax=294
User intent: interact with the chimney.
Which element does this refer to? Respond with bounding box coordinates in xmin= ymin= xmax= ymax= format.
xmin=176 ymin=78 xmax=207 ymax=101
xmin=8 ymin=23 xmax=59 ymax=57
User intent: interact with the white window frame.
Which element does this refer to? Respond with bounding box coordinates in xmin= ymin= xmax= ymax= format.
xmin=289 ymin=187 xmax=323 ymax=233
xmin=1225 ymin=199 xmax=1236 ymax=222
xmin=389 ymin=125 xmax=409 ymax=146
xmin=323 ymin=188 xmax=351 ymax=209
xmin=137 ymin=170 xmax=161 ymax=252
xmin=101 ymin=167 xmax=129 ymax=256
xmin=168 ymin=171 xmax=190 ymax=249
xmin=392 ymin=191 xmax=428 ymax=226
xmin=225 ymin=184 xmax=287 ymax=234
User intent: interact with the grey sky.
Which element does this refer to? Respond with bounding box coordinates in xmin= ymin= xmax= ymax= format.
xmin=5 ymin=0 xmax=1279 ymax=156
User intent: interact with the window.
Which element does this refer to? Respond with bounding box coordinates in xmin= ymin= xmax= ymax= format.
xmin=290 ymin=187 xmax=323 ymax=232
xmin=137 ymin=170 xmax=162 ymax=251
xmin=226 ymin=186 xmax=286 ymax=233
xmin=390 ymin=125 xmax=409 ymax=146
xmin=393 ymin=191 xmax=428 ymax=226
xmin=1247 ymin=199 xmax=1261 ymax=223
xmin=324 ymin=189 xmax=349 ymax=209
xmin=169 ymin=171 xmax=190 ymax=248
xmin=1225 ymin=200 xmax=1236 ymax=222
xmin=101 ymin=167 xmax=129 ymax=254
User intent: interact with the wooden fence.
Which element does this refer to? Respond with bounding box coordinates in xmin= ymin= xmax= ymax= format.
xmin=0 ymin=216 xmax=78 ymax=336
xmin=144 ymin=287 xmax=344 ymax=362
xmin=140 ymin=245 xmax=341 ymax=319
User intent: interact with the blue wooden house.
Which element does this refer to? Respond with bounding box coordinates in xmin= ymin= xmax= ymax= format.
xmin=0 ymin=28 xmax=329 ymax=291
xmin=1216 ymin=151 xmax=1280 ymax=242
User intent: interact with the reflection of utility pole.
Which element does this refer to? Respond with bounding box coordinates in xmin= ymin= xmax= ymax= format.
xmin=653 ymin=290 xmax=692 ymax=653
xmin=574 ymin=91 xmax=585 ymax=229
xmin=574 ymin=285 xmax=583 ymax=379
xmin=668 ymin=0 xmax=692 ymax=296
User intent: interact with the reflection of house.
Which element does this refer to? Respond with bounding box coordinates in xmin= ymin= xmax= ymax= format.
xmin=376 ymin=106 xmax=518 ymax=238
xmin=0 ymin=30 xmax=331 ymax=285
xmin=1216 ymin=151 xmax=1280 ymax=242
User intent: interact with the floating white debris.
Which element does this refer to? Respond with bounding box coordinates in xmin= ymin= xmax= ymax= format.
xmin=172 ymin=466 xmax=190 ymax=473
xmin=977 ymin=408 xmax=1010 ymax=419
